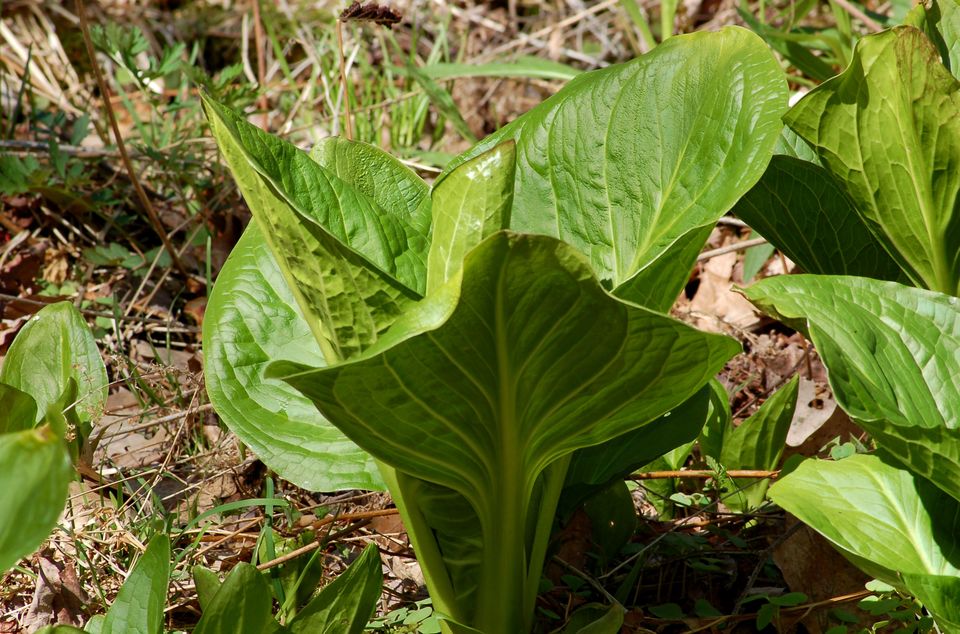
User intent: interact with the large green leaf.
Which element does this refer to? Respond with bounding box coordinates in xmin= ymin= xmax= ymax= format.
xmin=271 ymin=232 xmax=739 ymax=632
xmin=202 ymin=94 xmax=424 ymax=361
xmin=203 ymin=221 xmax=382 ymax=491
xmin=287 ymin=542 xmax=382 ymax=634
xmin=745 ymin=275 xmax=960 ymax=500
xmin=769 ymin=453 xmax=960 ymax=629
xmin=193 ymin=563 xmax=278 ymax=634
xmin=719 ymin=375 xmax=798 ymax=511
xmin=732 ymin=156 xmax=906 ymax=281
xmin=426 ymin=142 xmax=515 ymax=294
xmin=0 ymin=425 xmax=72 ymax=572
xmin=437 ymin=27 xmax=786 ymax=308
xmin=101 ymin=534 xmax=170 ymax=634
xmin=784 ymin=26 xmax=960 ymax=294
xmin=0 ymin=302 xmax=107 ymax=428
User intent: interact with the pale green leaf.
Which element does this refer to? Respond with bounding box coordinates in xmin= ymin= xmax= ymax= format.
xmin=271 ymin=232 xmax=739 ymax=631
xmin=203 ymin=221 xmax=382 ymax=491
xmin=426 ymin=142 xmax=514 ymax=293
xmin=101 ymin=534 xmax=170 ymax=634
xmin=784 ymin=26 xmax=960 ymax=294
xmin=769 ymin=454 xmax=960 ymax=629
xmin=201 ymin=94 xmax=423 ymax=360
xmin=0 ymin=302 xmax=107 ymax=427
xmin=0 ymin=425 xmax=72 ymax=572
xmin=420 ymin=57 xmax=581 ymax=82
xmin=745 ymin=275 xmax=960 ymax=499
xmin=733 ymin=156 xmax=905 ymax=281
xmin=287 ymin=542 xmax=382 ymax=634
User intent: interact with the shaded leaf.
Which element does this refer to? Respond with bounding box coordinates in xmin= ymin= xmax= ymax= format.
xmin=0 ymin=384 xmax=38 ymax=434
xmin=287 ymin=542 xmax=383 ymax=634
xmin=733 ymin=156 xmax=905 ymax=281
xmin=193 ymin=563 xmax=277 ymax=634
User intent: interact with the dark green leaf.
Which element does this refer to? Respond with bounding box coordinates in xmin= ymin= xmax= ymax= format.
xmin=193 ymin=563 xmax=277 ymax=634
xmin=0 ymin=384 xmax=38 ymax=434
xmin=733 ymin=156 xmax=905 ymax=281
xmin=101 ymin=534 xmax=170 ymax=634
xmin=287 ymin=542 xmax=383 ymax=634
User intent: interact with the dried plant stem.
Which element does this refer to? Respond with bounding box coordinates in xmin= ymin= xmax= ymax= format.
xmin=631 ymin=469 xmax=779 ymax=480
xmin=336 ymin=20 xmax=354 ymax=139
xmin=75 ymin=0 xmax=189 ymax=279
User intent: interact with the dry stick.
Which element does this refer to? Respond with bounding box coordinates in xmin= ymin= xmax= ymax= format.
xmin=631 ymin=469 xmax=779 ymax=480
xmin=697 ymin=236 xmax=769 ymax=262
xmin=0 ymin=291 xmax=197 ymax=328
xmin=256 ymin=509 xmax=399 ymax=571
xmin=251 ymin=0 xmax=269 ymax=126
xmin=831 ymin=0 xmax=884 ymax=32
xmin=75 ymin=0 xmax=189 ymax=280
xmin=335 ymin=20 xmax=354 ymax=140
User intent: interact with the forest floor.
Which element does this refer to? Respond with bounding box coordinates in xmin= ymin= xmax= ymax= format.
xmin=0 ymin=0 xmax=920 ymax=631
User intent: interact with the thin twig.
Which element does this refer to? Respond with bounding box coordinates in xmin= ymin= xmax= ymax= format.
xmin=697 ymin=237 xmax=769 ymax=262
xmin=256 ymin=509 xmax=399 ymax=570
xmin=75 ymin=0 xmax=190 ymax=279
xmin=831 ymin=0 xmax=884 ymax=32
xmin=335 ymin=20 xmax=354 ymax=139
xmin=631 ymin=469 xmax=779 ymax=480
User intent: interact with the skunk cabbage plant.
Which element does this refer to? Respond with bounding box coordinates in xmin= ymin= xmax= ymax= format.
xmin=203 ymin=26 xmax=786 ymax=632
xmin=735 ymin=22 xmax=960 ymax=630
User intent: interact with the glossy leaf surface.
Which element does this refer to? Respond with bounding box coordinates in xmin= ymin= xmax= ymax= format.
xmin=439 ymin=27 xmax=786 ymax=307
xmin=0 ymin=425 xmax=72 ymax=572
xmin=785 ymin=27 xmax=960 ymax=294
xmin=733 ymin=156 xmax=905 ymax=281
xmin=745 ymin=275 xmax=960 ymax=500
xmin=203 ymin=221 xmax=382 ymax=491
xmin=272 ymin=232 xmax=739 ymax=632
xmin=427 ymin=142 xmax=515 ymax=293
xmin=769 ymin=454 xmax=960 ymax=629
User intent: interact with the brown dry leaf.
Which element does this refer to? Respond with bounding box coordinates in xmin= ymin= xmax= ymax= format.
xmin=94 ymin=388 xmax=171 ymax=469
xmin=22 ymin=554 xmax=87 ymax=630
xmin=368 ymin=514 xmax=423 ymax=585
xmin=774 ymin=518 xmax=871 ymax=632
xmin=41 ymin=246 xmax=71 ymax=284
xmin=689 ymin=250 xmax=760 ymax=333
